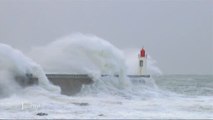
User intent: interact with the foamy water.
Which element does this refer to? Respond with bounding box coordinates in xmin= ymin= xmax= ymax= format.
xmin=0 ymin=43 xmax=60 ymax=97
xmin=0 ymin=75 xmax=212 ymax=119
xmin=0 ymin=34 xmax=212 ymax=119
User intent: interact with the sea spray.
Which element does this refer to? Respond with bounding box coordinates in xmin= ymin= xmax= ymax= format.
xmin=28 ymin=33 xmax=161 ymax=96
xmin=0 ymin=43 xmax=60 ymax=97
xmin=147 ymin=55 xmax=162 ymax=75
xmin=0 ymin=35 xmax=212 ymax=119
xmin=124 ymin=48 xmax=162 ymax=75
xmin=29 ymin=33 xmax=132 ymax=92
xmin=30 ymin=34 xmax=126 ymax=75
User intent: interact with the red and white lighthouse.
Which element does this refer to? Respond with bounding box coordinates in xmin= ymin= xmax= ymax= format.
xmin=138 ymin=48 xmax=147 ymax=75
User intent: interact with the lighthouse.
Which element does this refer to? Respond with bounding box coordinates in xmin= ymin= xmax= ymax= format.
xmin=138 ymin=48 xmax=147 ymax=75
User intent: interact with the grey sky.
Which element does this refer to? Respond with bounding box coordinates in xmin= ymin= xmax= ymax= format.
xmin=0 ymin=0 xmax=212 ymax=74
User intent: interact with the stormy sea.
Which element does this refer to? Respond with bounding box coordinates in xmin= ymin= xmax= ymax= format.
xmin=0 ymin=34 xmax=212 ymax=119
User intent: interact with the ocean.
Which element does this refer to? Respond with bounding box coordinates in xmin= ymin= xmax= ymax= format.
xmin=0 ymin=75 xmax=212 ymax=119
xmin=0 ymin=34 xmax=212 ymax=119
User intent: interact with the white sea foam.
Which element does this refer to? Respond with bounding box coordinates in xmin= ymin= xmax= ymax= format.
xmin=27 ymin=33 xmax=164 ymax=97
xmin=0 ymin=34 xmax=212 ymax=119
xmin=30 ymin=33 xmax=126 ymax=76
xmin=29 ymin=33 xmax=132 ymax=92
xmin=27 ymin=34 xmax=161 ymax=97
xmin=0 ymin=43 xmax=60 ymax=97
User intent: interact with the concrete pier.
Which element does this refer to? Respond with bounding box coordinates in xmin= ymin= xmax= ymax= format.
xmin=46 ymin=74 xmax=150 ymax=95
xmin=46 ymin=74 xmax=93 ymax=95
xmin=15 ymin=73 xmax=150 ymax=96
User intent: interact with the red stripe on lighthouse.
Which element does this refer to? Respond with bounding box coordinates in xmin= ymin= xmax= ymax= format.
xmin=140 ymin=48 xmax=145 ymax=57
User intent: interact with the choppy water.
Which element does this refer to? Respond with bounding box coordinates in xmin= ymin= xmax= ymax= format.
xmin=0 ymin=74 xmax=212 ymax=119
xmin=154 ymin=75 xmax=213 ymax=96
xmin=0 ymin=34 xmax=212 ymax=119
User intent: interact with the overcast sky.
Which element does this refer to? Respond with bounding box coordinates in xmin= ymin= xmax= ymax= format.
xmin=0 ymin=0 xmax=212 ymax=74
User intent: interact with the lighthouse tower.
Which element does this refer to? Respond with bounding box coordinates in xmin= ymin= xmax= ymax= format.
xmin=138 ymin=48 xmax=147 ymax=75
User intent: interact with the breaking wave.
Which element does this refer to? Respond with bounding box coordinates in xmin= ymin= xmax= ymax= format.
xmin=29 ymin=33 xmax=160 ymax=96
xmin=0 ymin=43 xmax=60 ymax=97
xmin=29 ymin=33 xmax=131 ymax=90
xmin=1 ymin=33 xmax=212 ymax=119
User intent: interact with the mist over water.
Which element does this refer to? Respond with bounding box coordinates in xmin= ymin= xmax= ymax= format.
xmin=0 ymin=33 xmax=212 ymax=119
xmin=29 ymin=33 xmax=133 ymax=92
xmin=29 ymin=33 xmax=127 ymax=77
xmin=124 ymin=48 xmax=162 ymax=75
xmin=0 ymin=33 xmax=159 ymax=97
xmin=28 ymin=33 xmax=162 ymax=95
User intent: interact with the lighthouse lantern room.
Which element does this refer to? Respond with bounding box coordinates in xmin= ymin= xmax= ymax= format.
xmin=139 ymin=48 xmax=147 ymax=75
